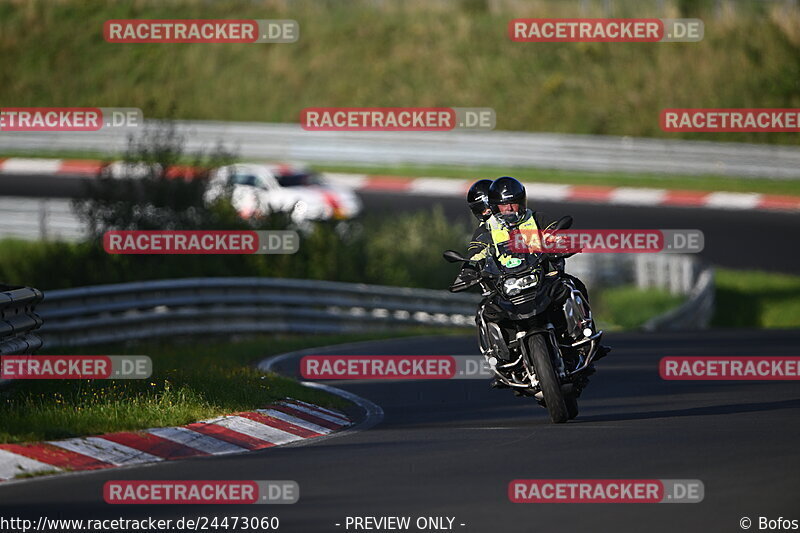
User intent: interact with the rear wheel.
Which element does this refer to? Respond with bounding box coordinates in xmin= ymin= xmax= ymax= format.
xmin=527 ymin=335 xmax=568 ymax=423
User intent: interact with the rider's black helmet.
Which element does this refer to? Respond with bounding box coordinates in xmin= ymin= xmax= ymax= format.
xmin=488 ymin=176 xmax=527 ymax=226
xmin=467 ymin=179 xmax=493 ymax=222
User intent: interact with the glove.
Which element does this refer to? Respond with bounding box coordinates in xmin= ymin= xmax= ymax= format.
xmin=449 ymin=266 xmax=480 ymax=292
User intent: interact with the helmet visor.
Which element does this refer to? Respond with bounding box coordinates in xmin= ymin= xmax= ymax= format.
xmin=469 ymin=200 xmax=492 ymax=221
xmin=495 ymin=202 xmax=524 ymax=225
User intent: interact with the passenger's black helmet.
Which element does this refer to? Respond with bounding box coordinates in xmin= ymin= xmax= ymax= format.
xmin=488 ymin=176 xmax=527 ymax=226
xmin=467 ymin=179 xmax=493 ymax=221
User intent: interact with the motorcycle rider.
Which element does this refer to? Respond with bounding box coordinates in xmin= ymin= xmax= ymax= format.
xmin=459 ymin=176 xmax=608 ymax=363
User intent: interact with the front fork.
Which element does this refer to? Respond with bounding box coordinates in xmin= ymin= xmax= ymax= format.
xmin=561 ymin=286 xmax=603 ymax=375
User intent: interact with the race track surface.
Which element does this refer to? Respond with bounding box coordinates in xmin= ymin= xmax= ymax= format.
xmin=1 ymin=330 xmax=798 ymax=533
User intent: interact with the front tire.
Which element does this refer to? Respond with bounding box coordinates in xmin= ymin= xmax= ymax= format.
xmin=527 ymin=335 xmax=568 ymax=423
xmin=565 ymin=395 xmax=579 ymax=420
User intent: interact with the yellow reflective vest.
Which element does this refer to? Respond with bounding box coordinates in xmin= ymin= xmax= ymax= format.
xmin=471 ymin=211 xmax=541 ymax=265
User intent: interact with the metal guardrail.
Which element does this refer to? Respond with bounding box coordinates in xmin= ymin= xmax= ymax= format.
xmin=36 ymin=277 xmax=481 ymax=347
xmin=0 ymin=197 xmax=87 ymax=242
xmin=568 ymin=253 xmax=715 ymax=331
xmin=567 ymin=253 xmax=703 ymax=294
xmin=642 ymin=266 xmax=715 ymax=331
xmin=2 ymin=121 xmax=799 ymax=178
xmin=0 ymin=286 xmax=44 ymax=355
xmin=34 ymin=253 xmax=713 ymax=347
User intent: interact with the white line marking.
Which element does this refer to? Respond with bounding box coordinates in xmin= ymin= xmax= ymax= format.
xmin=523 ymin=182 xmax=571 ymax=201
xmin=278 ymin=402 xmax=349 ymax=425
xmin=209 ymin=416 xmax=305 ymax=446
xmin=324 ymin=173 xmax=368 ymax=189
xmin=409 ymin=178 xmax=468 ymax=196
xmin=256 ymin=409 xmax=333 ymax=435
xmin=609 ymin=187 xmax=668 ymax=206
xmin=48 ymin=437 xmax=162 ymax=466
xmin=704 ymin=192 xmax=762 ymax=209
xmin=287 ymin=399 xmax=350 ymax=422
xmin=0 ymin=158 xmax=63 ymax=174
xmin=0 ymin=449 xmax=61 ymax=480
xmin=147 ymin=427 xmax=248 ymax=455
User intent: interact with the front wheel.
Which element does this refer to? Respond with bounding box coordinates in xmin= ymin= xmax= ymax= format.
xmin=527 ymin=335 xmax=568 ymax=423
xmin=565 ymin=395 xmax=579 ymax=420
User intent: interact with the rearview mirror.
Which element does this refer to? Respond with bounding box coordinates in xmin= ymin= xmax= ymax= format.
xmin=555 ymin=215 xmax=573 ymax=230
xmin=443 ymin=250 xmax=468 ymax=263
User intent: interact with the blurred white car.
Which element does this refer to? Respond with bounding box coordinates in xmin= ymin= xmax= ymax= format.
xmin=205 ymin=163 xmax=362 ymax=223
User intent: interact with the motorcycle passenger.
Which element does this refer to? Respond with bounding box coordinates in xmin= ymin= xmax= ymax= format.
xmin=451 ymin=179 xmax=493 ymax=289
xmin=466 ymin=179 xmax=493 ymax=258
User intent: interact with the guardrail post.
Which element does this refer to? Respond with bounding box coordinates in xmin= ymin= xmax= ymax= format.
xmin=0 ymin=285 xmax=44 ymax=355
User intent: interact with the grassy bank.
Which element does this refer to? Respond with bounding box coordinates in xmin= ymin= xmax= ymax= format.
xmin=596 ymin=269 xmax=800 ymax=330
xmin=0 ymin=332 xmax=443 ymax=444
xmin=1 ymin=0 xmax=798 ymax=145
xmin=593 ymin=286 xmax=685 ymax=330
xmin=713 ymin=269 xmax=800 ymax=328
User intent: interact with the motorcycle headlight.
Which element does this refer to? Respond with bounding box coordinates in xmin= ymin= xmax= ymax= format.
xmin=503 ymin=274 xmax=539 ymax=296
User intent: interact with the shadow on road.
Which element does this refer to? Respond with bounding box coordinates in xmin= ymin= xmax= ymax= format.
xmin=577 ymin=397 xmax=800 ymax=423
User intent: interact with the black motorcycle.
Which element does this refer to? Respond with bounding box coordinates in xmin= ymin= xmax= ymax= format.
xmin=444 ymin=216 xmax=603 ymax=423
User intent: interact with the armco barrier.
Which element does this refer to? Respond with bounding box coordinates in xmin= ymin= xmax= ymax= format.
xmin=642 ymin=267 xmax=715 ymax=331
xmin=34 ymin=255 xmax=712 ymax=347
xmin=0 ymin=286 xmax=44 ymax=355
xmin=568 ymin=253 xmax=715 ymax=331
xmin=36 ymin=277 xmax=480 ymax=347
xmin=2 ymin=121 xmax=799 ymax=178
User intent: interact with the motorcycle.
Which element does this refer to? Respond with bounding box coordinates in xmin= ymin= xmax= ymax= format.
xmin=444 ymin=216 xmax=604 ymax=423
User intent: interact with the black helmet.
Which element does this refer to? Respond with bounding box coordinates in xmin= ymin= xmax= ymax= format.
xmin=488 ymin=177 xmax=527 ymax=227
xmin=467 ymin=179 xmax=493 ymax=221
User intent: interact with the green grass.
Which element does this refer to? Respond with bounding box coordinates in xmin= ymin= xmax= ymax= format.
xmin=1 ymin=0 xmax=799 ymax=145
xmin=593 ymin=285 xmax=685 ymax=330
xmin=594 ymin=269 xmax=800 ymax=330
xmin=712 ymin=269 xmax=800 ymax=328
xmin=0 ymin=331 xmax=443 ymax=444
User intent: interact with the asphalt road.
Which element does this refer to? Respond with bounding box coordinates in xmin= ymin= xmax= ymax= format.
xmin=1 ymin=330 xmax=798 ymax=533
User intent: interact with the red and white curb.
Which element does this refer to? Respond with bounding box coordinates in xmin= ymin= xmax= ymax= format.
xmin=0 ymin=157 xmax=105 ymax=176
xmin=2 ymin=157 xmax=798 ymax=213
xmin=0 ymin=399 xmax=351 ymax=481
